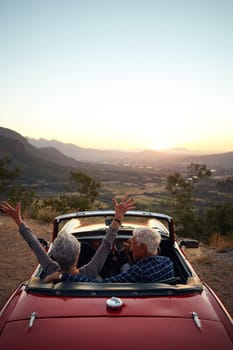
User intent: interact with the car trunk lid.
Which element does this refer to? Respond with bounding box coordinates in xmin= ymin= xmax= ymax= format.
xmin=1 ymin=316 xmax=232 ymax=350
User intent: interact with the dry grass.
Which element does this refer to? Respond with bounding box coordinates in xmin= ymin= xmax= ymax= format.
xmin=208 ymin=233 xmax=233 ymax=251
xmin=192 ymin=255 xmax=213 ymax=264
xmin=0 ymin=215 xmax=52 ymax=308
xmin=185 ymin=244 xmax=233 ymax=317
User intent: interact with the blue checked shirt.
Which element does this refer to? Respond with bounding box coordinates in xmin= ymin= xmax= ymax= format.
xmin=61 ymin=255 xmax=174 ymax=283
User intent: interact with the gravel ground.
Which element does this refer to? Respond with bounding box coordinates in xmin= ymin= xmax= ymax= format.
xmin=0 ymin=216 xmax=52 ymax=308
xmin=0 ymin=215 xmax=232 ymax=317
xmin=185 ymin=244 xmax=233 ymax=317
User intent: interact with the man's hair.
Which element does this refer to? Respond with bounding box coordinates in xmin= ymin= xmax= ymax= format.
xmin=133 ymin=226 xmax=161 ymax=255
xmin=51 ymin=232 xmax=81 ymax=271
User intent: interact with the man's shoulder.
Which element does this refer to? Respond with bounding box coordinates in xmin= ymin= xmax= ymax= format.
xmin=142 ymin=255 xmax=172 ymax=264
xmin=147 ymin=255 xmax=169 ymax=260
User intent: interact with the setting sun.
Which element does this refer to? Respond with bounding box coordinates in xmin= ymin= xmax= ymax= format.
xmin=148 ymin=141 xmax=171 ymax=151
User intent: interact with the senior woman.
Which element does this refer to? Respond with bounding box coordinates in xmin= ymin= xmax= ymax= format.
xmin=0 ymin=195 xmax=135 ymax=280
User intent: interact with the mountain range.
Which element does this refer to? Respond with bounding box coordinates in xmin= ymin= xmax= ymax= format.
xmin=0 ymin=127 xmax=232 ymax=187
xmin=27 ymin=135 xmax=233 ymax=169
xmin=0 ymin=127 xmax=99 ymax=184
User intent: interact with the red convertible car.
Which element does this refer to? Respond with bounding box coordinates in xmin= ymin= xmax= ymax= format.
xmin=0 ymin=210 xmax=232 ymax=350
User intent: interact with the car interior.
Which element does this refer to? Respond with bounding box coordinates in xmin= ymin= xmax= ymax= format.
xmin=24 ymin=215 xmax=203 ymax=297
xmin=75 ymin=230 xmax=190 ymax=284
xmin=25 ymin=227 xmax=203 ymax=298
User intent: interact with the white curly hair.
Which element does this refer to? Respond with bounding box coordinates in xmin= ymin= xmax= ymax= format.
xmin=133 ymin=226 xmax=161 ymax=255
xmin=51 ymin=232 xmax=81 ymax=271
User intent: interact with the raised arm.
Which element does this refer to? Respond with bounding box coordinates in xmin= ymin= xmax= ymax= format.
xmin=80 ymin=195 xmax=135 ymax=278
xmin=0 ymin=201 xmax=60 ymax=275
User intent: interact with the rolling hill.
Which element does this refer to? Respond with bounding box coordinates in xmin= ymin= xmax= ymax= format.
xmin=0 ymin=127 xmax=106 ymax=185
xmin=27 ymin=133 xmax=233 ymax=173
xmin=1 ymin=127 xmax=233 ymax=190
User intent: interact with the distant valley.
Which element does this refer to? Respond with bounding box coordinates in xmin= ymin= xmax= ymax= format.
xmin=27 ymin=134 xmax=233 ymax=173
xmin=1 ymin=127 xmax=233 ymax=207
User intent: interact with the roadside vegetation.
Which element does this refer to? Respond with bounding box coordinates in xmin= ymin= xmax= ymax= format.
xmin=1 ymin=156 xmax=233 ymax=248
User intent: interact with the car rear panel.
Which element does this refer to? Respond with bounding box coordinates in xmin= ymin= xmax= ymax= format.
xmin=3 ymin=289 xmax=221 ymax=321
xmin=1 ymin=316 xmax=232 ymax=350
xmin=1 ymin=289 xmax=232 ymax=350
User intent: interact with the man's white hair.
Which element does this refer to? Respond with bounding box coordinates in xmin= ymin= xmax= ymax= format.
xmin=133 ymin=226 xmax=161 ymax=255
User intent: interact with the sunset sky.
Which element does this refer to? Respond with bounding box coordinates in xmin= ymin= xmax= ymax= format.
xmin=0 ymin=0 xmax=232 ymax=153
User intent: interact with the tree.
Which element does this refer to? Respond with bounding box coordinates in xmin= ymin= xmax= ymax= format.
xmin=41 ymin=171 xmax=101 ymax=219
xmin=7 ymin=184 xmax=36 ymax=213
xmin=166 ymin=163 xmax=212 ymax=237
xmin=0 ymin=157 xmax=20 ymax=199
xmin=187 ymin=163 xmax=212 ymax=181
xmin=216 ymin=176 xmax=233 ymax=194
xmin=0 ymin=156 xmax=38 ymax=216
xmin=68 ymin=171 xmax=101 ymax=204
xmin=205 ymin=203 xmax=233 ymax=236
